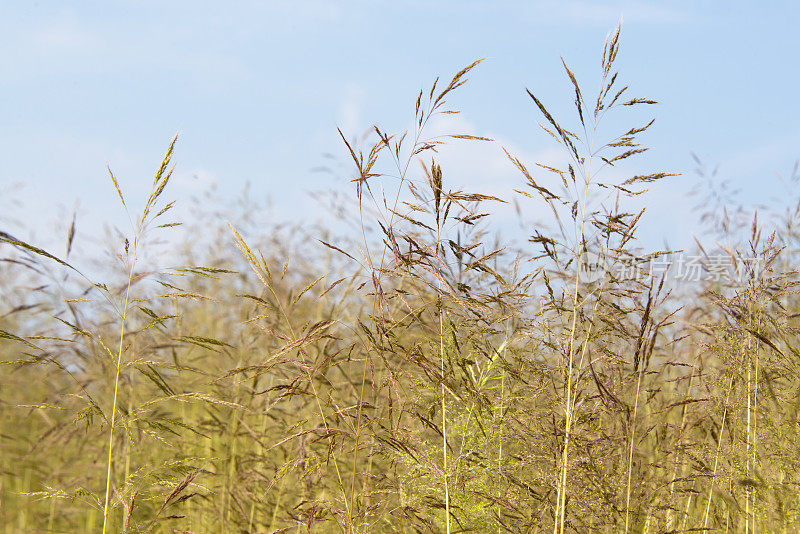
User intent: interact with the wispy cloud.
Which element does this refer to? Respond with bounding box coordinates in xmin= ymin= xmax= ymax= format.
xmin=422 ymin=112 xmax=570 ymax=228
xmin=337 ymin=83 xmax=366 ymax=141
xmin=32 ymin=14 xmax=98 ymax=49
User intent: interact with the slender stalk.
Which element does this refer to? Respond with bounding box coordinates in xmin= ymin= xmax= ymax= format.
xmin=751 ymin=338 xmax=759 ymax=534
xmin=440 ymin=306 xmax=450 ymax=533
xmin=555 ymin=126 xmax=595 ymax=534
xmin=703 ymin=372 xmax=735 ymax=530
xmin=625 ymin=355 xmax=646 ymax=532
xmin=102 ymin=235 xmax=139 ymax=534
xmin=436 ymin=229 xmax=450 ymax=534
xmin=746 ymin=330 xmax=752 ymax=534
xmin=667 ymin=357 xmax=697 ymax=529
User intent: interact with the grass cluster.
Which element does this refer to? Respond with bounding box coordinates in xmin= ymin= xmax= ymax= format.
xmin=2 ymin=25 xmax=800 ymax=533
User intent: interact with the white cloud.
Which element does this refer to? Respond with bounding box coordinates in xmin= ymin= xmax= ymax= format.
xmin=407 ymin=111 xmax=574 ymax=235
xmin=337 ymin=83 xmax=366 ymax=141
xmin=32 ymin=13 xmax=98 ymax=49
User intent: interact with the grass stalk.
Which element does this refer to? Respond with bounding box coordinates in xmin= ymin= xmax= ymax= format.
xmin=101 ymin=233 xmax=139 ymax=534
xmin=554 ymin=123 xmax=595 ymax=534
xmin=625 ymin=347 xmax=646 ymax=532
xmin=703 ymin=372 xmax=735 ymax=529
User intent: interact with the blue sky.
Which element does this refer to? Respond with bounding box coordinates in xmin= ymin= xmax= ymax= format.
xmin=1 ymin=1 xmax=798 ymax=254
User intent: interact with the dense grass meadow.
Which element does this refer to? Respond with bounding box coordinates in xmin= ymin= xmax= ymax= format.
xmin=4 ymin=26 xmax=800 ymax=532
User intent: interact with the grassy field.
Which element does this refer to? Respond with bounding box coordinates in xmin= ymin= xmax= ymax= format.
xmin=2 ymin=25 xmax=800 ymax=533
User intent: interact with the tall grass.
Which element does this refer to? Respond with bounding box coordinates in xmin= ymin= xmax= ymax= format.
xmin=3 ymin=23 xmax=800 ymax=533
